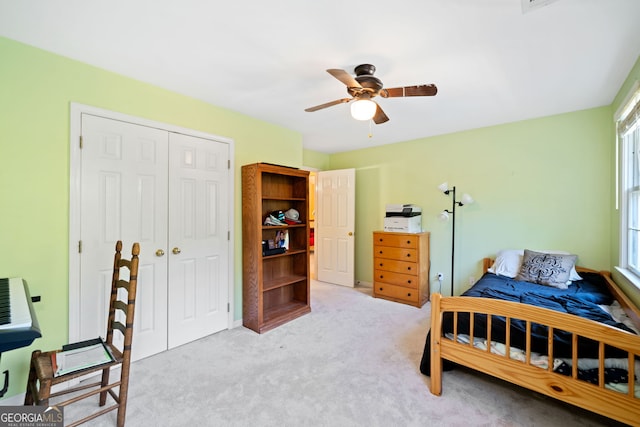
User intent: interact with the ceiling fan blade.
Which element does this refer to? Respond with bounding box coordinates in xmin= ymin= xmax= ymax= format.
xmin=373 ymin=103 xmax=389 ymax=124
xmin=304 ymin=98 xmax=352 ymax=112
xmin=380 ymin=84 xmax=438 ymax=98
xmin=327 ymin=69 xmax=362 ymax=88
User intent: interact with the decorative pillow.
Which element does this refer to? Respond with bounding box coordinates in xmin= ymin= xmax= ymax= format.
xmin=515 ymin=249 xmax=578 ymax=289
xmin=488 ymin=249 xmax=582 ymax=282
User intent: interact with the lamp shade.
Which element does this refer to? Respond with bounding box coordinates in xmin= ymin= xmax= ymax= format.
xmin=438 ymin=182 xmax=449 ymax=193
xmin=350 ymin=99 xmax=377 ymax=121
xmin=438 ymin=211 xmax=450 ymax=221
xmin=460 ymin=193 xmax=474 ymax=205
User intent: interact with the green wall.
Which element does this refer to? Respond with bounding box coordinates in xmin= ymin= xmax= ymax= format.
xmin=302 ymin=149 xmax=330 ymax=170
xmin=0 ymin=36 xmax=303 ymax=399
xmin=327 ymin=107 xmax=614 ymax=296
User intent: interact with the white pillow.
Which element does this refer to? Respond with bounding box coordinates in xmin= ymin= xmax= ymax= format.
xmin=487 ymin=249 xmax=523 ymax=277
xmin=488 ymin=249 xmax=582 ymax=282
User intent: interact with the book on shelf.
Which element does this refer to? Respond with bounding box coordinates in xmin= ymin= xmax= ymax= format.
xmin=262 ymin=240 xmax=286 ymax=256
xmin=51 ymin=337 xmax=115 ymax=377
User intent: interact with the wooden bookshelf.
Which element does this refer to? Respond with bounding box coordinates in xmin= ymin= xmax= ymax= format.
xmin=242 ymin=163 xmax=310 ymax=333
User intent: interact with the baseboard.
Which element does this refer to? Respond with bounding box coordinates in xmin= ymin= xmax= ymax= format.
xmin=2 ymin=393 xmax=24 ymax=405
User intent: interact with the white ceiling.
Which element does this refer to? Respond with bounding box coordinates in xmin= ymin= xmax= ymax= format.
xmin=1 ymin=1 xmax=639 ymax=154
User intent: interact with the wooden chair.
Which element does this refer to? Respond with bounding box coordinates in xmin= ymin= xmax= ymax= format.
xmin=24 ymin=241 xmax=140 ymax=427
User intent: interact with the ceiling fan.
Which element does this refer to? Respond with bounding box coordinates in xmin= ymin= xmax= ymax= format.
xmin=304 ymin=64 xmax=437 ymax=124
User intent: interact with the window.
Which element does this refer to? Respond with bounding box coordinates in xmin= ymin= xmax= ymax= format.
xmin=618 ymin=83 xmax=640 ymax=279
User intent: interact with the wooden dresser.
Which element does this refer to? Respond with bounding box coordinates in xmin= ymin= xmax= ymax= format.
xmin=373 ymin=231 xmax=430 ymax=307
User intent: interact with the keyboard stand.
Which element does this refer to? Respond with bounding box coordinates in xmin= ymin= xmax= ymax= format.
xmin=0 ymin=356 xmax=7 ymax=398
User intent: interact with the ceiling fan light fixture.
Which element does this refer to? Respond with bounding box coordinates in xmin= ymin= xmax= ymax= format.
xmin=350 ymin=99 xmax=377 ymax=121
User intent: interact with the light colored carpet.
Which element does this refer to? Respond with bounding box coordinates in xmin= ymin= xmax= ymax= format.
xmin=63 ymin=281 xmax=619 ymax=426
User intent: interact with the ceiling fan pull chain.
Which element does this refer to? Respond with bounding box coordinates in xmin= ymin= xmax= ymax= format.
xmin=368 ymin=119 xmax=373 ymax=138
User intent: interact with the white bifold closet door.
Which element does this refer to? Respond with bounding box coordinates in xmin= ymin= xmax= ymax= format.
xmin=79 ymin=113 xmax=229 ymax=361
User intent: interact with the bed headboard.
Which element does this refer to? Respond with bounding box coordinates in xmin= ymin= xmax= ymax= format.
xmin=482 ymin=258 xmax=493 ymax=273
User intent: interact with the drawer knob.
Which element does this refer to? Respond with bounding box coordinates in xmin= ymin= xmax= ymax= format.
xmin=379 ymin=250 xmax=383 ymax=254
xmin=407 ymin=280 xmax=412 ymax=284
xmin=379 ymin=263 xmax=383 ymax=267
xmin=379 ymin=275 xmax=384 ymax=279
xmin=407 ymin=293 xmax=412 ymax=297
xmin=379 ymin=287 xmax=383 ymax=291
xmin=406 ymin=254 xmax=411 ymax=257
xmin=406 ymin=240 xmax=410 ymax=244
xmin=407 ymin=267 xmax=412 ymax=271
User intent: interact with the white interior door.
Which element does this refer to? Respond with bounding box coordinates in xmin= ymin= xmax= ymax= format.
xmin=167 ymin=132 xmax=229 ymax=348
xmin=80 ymin=114 xmax=169 ymax=360
xmin=316 ymin=168 xmax=355 ymax=287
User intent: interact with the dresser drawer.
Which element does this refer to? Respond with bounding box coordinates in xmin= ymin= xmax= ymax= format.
xmin=374 ymin=269 xmax=419 ymax=288
xmin=374 ymin=282 xmax=419 ymax=303
xmin=373 ymin=232 xmax=418 ymax=249
xmin=374 ymin=258 xmax=418 ymax=276
xmin=373 ymin=246 xmax=417 ymax=261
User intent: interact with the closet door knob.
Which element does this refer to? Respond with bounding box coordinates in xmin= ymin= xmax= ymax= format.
xmin=155 ymin=249 xmax=165 ymax=257
xmin=172 ymin=247 xmax=181 ymax=255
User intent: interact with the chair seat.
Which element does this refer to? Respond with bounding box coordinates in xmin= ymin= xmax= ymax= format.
xmin=31 ymin=345 xmax=124 ymax=386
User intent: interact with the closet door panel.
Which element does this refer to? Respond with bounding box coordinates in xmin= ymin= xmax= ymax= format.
xmin=80 ymin=113 xmax=169 ymax=361
xmin=167 ymin=132 xmax=230 ymax=348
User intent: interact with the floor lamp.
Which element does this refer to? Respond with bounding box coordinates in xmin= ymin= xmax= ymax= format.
xmin=439 ymin=183 xmax=474 ymax=296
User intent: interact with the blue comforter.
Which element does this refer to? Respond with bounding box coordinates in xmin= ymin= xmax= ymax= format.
xmin=464 ymin=272 xmax=629 ymax=327
xmin=419 ymin=272 xmax=635 ymax=376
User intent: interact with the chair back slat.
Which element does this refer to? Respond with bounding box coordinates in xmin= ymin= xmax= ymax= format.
xmin=112 ymin=321 xmax=127 ymax=336
xmin=113 ymin=300 xmax=127 ymax=314
xmin=115 ymin=279 xmax=130 ymax=291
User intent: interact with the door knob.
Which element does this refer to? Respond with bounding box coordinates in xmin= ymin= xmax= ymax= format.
xmin=172 ymin=247 xmax=181 ymax=255
xmin=348 ymin=232 xmax=353 ymax=236
xmin=155 ymin=249 xmax=165 ymax=257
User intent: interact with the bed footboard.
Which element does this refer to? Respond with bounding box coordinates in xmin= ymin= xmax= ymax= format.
xmin=429 ymin=293 xmax=640 ymax=426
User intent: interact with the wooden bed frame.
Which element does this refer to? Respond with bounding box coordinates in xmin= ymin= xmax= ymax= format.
xmin=429 ymin=259 xmax=640 ymax=425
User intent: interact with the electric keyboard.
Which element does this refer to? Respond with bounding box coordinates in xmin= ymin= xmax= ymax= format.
xmin=0 ymin=277 xmax=41 ymax=352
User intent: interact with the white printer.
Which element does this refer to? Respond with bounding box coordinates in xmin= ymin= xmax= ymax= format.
xmin=384 ymin=204 xmax=422 ymax=233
